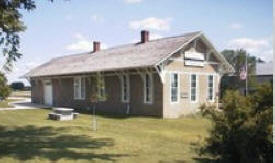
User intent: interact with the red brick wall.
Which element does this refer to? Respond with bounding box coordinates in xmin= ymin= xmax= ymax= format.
xmin=31 ymin=73 xmax=163 ymax=117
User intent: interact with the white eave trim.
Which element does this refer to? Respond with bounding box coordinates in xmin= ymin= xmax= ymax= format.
xmin=155 ymin=31 xmax=203 ymax=66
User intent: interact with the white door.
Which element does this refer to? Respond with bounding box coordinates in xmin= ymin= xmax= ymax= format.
xmin=44 ymin=80 xmax=53 ymax=106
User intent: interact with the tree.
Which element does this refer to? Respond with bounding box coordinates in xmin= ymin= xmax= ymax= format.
xmin=0 ymin=0 xmax=53 ymax=71
xmin=0 ymin=73 xmax=11 ymax=100
xmin=89 ymin=73 xmax=107 ymax=131
xmin=11 ymin=81 xmax=24 ymax=90
xmin=200 ymin=83 xmax=273 ymax=162
xmin=221 ymin=49 xmax=259 ymax=96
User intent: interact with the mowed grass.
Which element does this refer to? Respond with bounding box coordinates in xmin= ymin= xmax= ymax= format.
xmin=0 ymin=109 xmax=212 ymax=163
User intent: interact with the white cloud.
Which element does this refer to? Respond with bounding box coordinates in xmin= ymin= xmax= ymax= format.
xmin=229 ymin=23 xmax=243 ymax=30
xmin=131 ymin=33 xmax=163 ymax=43
xmin=227 ymin=38 xmax=269 ymax=53
xmin=227 ymin=37 xmax=272 ymax=61
xmin=66 ymin=33 xmax=107 ymax=52
xmin=91 ymin=14 xmax=104 ymax=23
xmin=124 ymin=0 xmax=143 ymax=4
xmin=150 ymin=33 xmax=163 ymax=40
xmin=129 ymin=17 xmax=171 ymax=31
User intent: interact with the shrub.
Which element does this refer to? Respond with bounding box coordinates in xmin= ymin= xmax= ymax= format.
xmin=200 ymin=83 xmax=273 ymax=163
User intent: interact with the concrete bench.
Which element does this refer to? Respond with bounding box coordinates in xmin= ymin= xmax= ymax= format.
xmin=73 ymin=112 xmax=79 ymax=119
xmin=48 ymin=113 xmax=62 ymax=120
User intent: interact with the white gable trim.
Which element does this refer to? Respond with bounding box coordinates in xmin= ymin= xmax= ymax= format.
xmin=155 ymin=32 xmax=202 ymax=66
xmin=154 ymin=32 xmax=234 ymax=75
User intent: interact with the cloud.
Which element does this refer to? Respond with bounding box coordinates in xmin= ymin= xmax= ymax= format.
xmin=227 ymin=37 xmax=272 ymax=61
xmin=150 ymin=33 xmax=163 ymax=40
xmin=124 ymin=0 xmax=143 ymax=4
xmin=91 ymin=14 xmax=104 ymax=23
xmin=229 ymin=23 xmax=243 ymax=30
xmin=227 ymin=38 xmax=269 ymax=53
xmin=129 ymin=17 xmax=171 ymax=31
xmin=66 ymin=33 xmax=107 ymax=52
xmin=131 ymin=32 xmax=163 ymax=43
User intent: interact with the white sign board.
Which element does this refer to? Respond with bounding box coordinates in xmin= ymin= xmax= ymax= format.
xmin=184 ymin=51 xmax=205 ymax=61
xmin=185 ymin=60 xmax=204 ymax=67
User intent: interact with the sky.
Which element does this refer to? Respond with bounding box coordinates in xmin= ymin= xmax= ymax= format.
xmin=3 ymin=0 xmax=273 ymax=85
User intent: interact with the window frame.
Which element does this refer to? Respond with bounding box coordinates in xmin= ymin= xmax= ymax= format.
xmin=170 ymin=73 xmax=180 ymax=103
xmin=98 ymin=76 xmax=106 ymax=101
xmin=190 ymin=74 xmax=198 ymax=103
xmin=74 ymin=77 xmax=85 ymax=100
xmin=121 ymin=74 xmax=130 ymax=103
xmin=144 ymin=73 xmax=153 ymax=104
xmin=207 ymin=75 xmax=215 ymax=102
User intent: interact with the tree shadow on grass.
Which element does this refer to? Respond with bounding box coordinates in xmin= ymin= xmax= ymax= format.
xmin=0 ymin=125 xmax=130 ymax=162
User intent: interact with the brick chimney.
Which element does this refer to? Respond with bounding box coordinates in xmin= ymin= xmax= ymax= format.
xmin=141 ymin=30 xmax=149 ymax=43
xmin=93 ymin=41 xmax=101 ymax=52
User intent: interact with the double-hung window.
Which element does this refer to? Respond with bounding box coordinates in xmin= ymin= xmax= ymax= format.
xmin=207 ymin=75 xmax=214 ymax=101
xmin=144 ymin=73 xmax=153 ymax=104
xmin=190 ymin=74 xmax=197 ymax=102
xmin=98 ymin=76 xmax=106 ymax=101
xmin=170 ymin=73 xmax=179 ymax=103
xmin=121 ymin=75 xmax=130 ymax=103
xmin=74 ymin=77 xmax=85 ymax=100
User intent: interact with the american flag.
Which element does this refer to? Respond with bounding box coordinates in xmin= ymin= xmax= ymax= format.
xmin=239 ymin=66 xmax=247 ymax=80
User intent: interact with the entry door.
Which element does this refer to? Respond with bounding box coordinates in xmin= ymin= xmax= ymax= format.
xmin=44 ymin=80 xmax=53 ymax=106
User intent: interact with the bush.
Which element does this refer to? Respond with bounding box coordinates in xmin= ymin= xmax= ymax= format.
xmin=200 ymin=83 xmax=273 ymax=163
xmin=0 ymin=73 xmax=11 ymax=100
xmin=11 ymin=82 xmax=25 ymax=90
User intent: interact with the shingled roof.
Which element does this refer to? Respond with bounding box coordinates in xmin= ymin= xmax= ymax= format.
xmin=25 ymin=31 xmax=233 ymax=78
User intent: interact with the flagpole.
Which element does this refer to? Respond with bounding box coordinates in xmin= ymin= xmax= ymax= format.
xmin=245 ymin=53 xmax=248 ymax=96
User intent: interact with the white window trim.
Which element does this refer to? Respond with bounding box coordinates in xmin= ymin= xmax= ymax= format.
xmin=73 ymin=77 xmax=85 ymax=100
xmin=207 ymin=74 xmax=215 ymax=102
xmin=120 ymin=74 xmax=130 ymax=103
xmin=170 ymin=73 xmax=180 ymax=104
xmin=190 ymin=74 xmax=199 ymax=103
xmin=143 ymin=73 xmax=154 ymax=104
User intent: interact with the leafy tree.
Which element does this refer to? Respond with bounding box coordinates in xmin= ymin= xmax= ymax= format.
xmin=0 ymin=0 xmax=54 ymax=71
xmin=11 ymin=81 xmax=24 ymax=90
xmin=200 ymin=83 xmax=273 ymax=162
xmin=89 ymin=73 xmax=107 ymax=131
xmin=221 ymin=49 xmax=259 ymax=97
xmin=0 ymin=72 xmax=11 ymax=100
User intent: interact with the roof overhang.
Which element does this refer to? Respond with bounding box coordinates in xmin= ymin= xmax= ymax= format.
xmin=155 ymin=32 xmax=235 ymax=75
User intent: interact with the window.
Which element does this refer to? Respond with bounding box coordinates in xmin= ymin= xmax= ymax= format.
xmin=98 ymin=76 xmax=106 ymax=101
xmin=170 ymin=73 xmax=179 ymax=103
xmin=190 ymin=74 xmax=197 ymax=102
xmin=144 ymin=73 xmax=153 ymax=104
xmin=207 ymin=75 xmax=214 ymax=101
xmin=121 ymin=75 xmax=130 ymax=103
xmin=74 ymin=77 xmax=85 ymax=99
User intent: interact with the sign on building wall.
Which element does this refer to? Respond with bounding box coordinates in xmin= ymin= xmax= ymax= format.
xmin=184 ymin=48 xmax=205 ymax=67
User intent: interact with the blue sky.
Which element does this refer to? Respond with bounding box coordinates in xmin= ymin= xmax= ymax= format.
xmin=4 ymin=0 xmax=273 ymax=85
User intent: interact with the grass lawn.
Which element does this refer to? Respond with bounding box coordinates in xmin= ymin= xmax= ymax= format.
xmin=0 ymin=109 xmax=213 ymax=163
xmin=0 ymin=99 xmax=21 ymax=108
xmin=10 ymin=91 xmax=31 ymax=98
